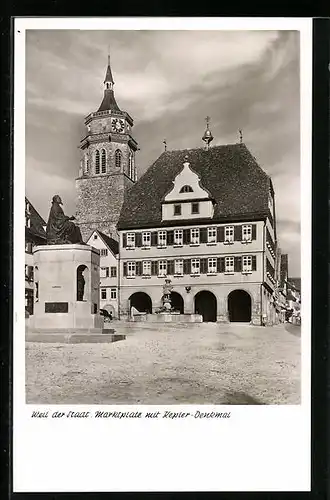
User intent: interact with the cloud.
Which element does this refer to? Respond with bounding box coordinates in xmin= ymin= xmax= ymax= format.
xmin=25 ymin=29 xmax=301 ymax=276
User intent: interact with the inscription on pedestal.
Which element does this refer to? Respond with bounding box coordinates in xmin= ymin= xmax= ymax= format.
xmin=45 ymin=302 xmax=69 ymax=313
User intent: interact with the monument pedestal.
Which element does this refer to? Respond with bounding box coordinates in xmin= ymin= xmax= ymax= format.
xmin=30 ymin=244 xmax=105 ymax=336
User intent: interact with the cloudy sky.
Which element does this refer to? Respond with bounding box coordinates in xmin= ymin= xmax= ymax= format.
xmin=25 ymin=29 xmax=300 ymax=276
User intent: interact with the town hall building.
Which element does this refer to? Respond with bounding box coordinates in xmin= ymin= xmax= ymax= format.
xmin=75 ymin=56 xmax=283 ymax=326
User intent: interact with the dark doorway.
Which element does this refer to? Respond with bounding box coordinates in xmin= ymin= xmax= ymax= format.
xmin=194 ymin=291 xmax=217 ymax=322
xmin=228 ymin=290 xmax=251 ymax=322
xmin=129 ymin=292 xmax=152 ymax=314
xmin=170 ymin=292 xmax=184 ymax=313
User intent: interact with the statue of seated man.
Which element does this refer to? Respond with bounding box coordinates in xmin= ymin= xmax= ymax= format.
xmin=46 ymin=195 xmax=85 ymax=245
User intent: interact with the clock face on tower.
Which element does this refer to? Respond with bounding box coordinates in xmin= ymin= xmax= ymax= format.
xmin=111 ymin=118 xmax=125 ymax=133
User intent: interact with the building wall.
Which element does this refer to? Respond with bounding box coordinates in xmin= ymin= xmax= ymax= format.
xmin=86 ymin=232 xmax=119 ymax=317
xmin=76 ymin=173 xmax=133 ymax=241
xmin=118 ymin=220 xmax=277 ymax=324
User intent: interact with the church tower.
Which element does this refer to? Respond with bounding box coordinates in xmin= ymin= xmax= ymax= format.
xmin=75 ymin=55 xmax=138 ymax=241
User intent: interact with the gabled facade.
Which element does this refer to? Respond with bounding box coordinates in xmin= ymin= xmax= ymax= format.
xmin=86 ymin=230 xmax=119 ymax=317
xmin=117 ymin=140 xmax=279 ymax=325
xmin=25 ymin=197 xmax=46 ymax=315
xmin=76 ymin=56 xmax=139 ymax=241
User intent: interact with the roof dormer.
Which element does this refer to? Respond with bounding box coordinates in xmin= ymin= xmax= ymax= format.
xmin=162 ymin=156 xmax=214 ymax=221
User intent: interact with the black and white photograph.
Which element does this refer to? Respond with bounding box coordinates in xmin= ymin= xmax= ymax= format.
xmin=14 ymin=17 xmax=312 ymax=493
xmin=24 ymin=27 xmax=302 ymax=405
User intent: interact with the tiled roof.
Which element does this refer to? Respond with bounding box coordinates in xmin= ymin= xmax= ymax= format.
xmin=98 ymin=231 xmax=119 ymax=255
xmin=118 ymin=143 xmax=271 ymax=230
xmin=97 ymin=89 xmax=121 ymax=113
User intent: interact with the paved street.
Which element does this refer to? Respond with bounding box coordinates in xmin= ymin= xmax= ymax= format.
xmin=26 ymin=323 xmax=300 ymax=405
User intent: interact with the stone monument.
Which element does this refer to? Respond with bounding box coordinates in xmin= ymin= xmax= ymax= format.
xmin=28 ymin=195 xmax=123 ymax=343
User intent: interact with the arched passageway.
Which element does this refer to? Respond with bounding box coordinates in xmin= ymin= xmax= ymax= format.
xmin=129 ymin=292 xmax=152 ymax=314
xmin=170 ymin=291 xmax=184 ymax=313
xmin=228 ymin=290 xmax=251 ymax=322
xmin=76 ymin=265 xmax=88 ymax=301
xmin=194 ymin=290 xmax=217 ymax=322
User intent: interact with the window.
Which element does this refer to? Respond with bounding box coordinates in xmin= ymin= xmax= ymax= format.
xmin=242 ymin=225 xmax=252 ymax=242
xmin=25 ymin=216 xmax=31 ymax=228
xmin=115 ymin=149 xmax=122 ymax=169
xmin=127 ymin=261 xmax=136 ymax=277
xmin=174 ymin=204 xmax=181 ymax=216
xmin=225 ymin=226 xmax=234 ymax=242
xmin=158 ymin=231 xmax=167 ymax=247
xmin=174 ymin=229 xmax=183 ymax=246
xmin=180 ymin=185 xmax=193 ymax=193
xmin=174 ymin=259 xmax=183 ymax=275
xmin=127 ymin=233 xmax=136 ymax=248
xmin=191 ymin=259 xmax=200 ymax=275
xmin=100 ymin=249 xmax=108 ymax=257
xmin=208 ymin=258 xmax=217 ymax=274
xmin=158 ymin=260 xmax=167 ymax=276
xmin=101 ymin=149 xmax=106 ymax=173
xmin=142 ymin=232 xmax=151 ymax=247
xmin=93 ymin=234 xmax=98 ymax=239
xmin=242 ymin=255 xmax=252 ymax=272
xmin=101 ymin=288 xmax=107 ymax=300
xmin=84 ymin=155 xmax=89 ymax=174
xmin=100 ymin=267 xmax=109 ymax=278
xmin=110 ymin=288 xmax=117 ymax=300
xmin=110 ymin=266 xmax=117 ymax=278
xmin=95 ymin=150 xmax=100 ymax=174
xmin=225 ymin=256 xmax=234 ymax=273
xmin=207 ymin=227 xmax=217 ymax=244
xmin=191 ymin=202 xmax=199 ymax=214
xmin=25 ymin=201 xmax=30 ymax=213
xmin=142 ymin=261 xmax=151 ymax=276
xmin=190 ymin=228 xmax=200 ymax=245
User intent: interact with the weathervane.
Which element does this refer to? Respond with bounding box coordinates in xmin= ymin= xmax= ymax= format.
xmin=163 ymin=139 xmax=167 ymax=152
xmin=202 ymin=115 xmax=214 ymax=150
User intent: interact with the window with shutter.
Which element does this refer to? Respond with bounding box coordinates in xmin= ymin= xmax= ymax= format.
xmin=167 ymin=230 xmax=174 ymax=246
xmin=190 ymin=228 xmax=200 ymax=245
xmin=225 ymin=226 xmax=234 ymax=243
xmin=234 ymin=225 xmax=242 ymax=241
xmin=242 ymin=255 xmax=252 ymax=272
xmin=242 ymin=225 xmax=252 ymax=242
xmin=174 ymin=259 xmax=183 ymax=275
xmin=158 ymin=231 xmax=167 ymax=247
xmin=122 ymin=233 xmax=127 ymax=248
xmin=200 ymin=258 xmax=208 ymax=273
xmin=191 ymin=259 xmax=200 ymax=275
xmin=225 ymin=257 xmax=234 ymax=273
xmin=142 ymin=261 xmax=151 ymax=275
xmin=208 ymin=258 xmax=217 ymax=274
xmin=174 ymin=229 xmax=183 ymax=246
xmin=183 ymin=259 xmax=191 ymax=274
xmin=200 ymin=228 xmax=207 ymax=243
xmin=127 ymin=262 xmax=136 ymax=277
xmin=135 ymin=233 xmax=142 ymax=247
xmin=151 ymin=232 xmax=158 ymax=246
xmin=183 ymin=229 xmax=190 ymax=245
xmin=207 ymin=227 xmax=217 ymax=243
xmin=167 ymin=260 xmax=174 ymax=275
xmin=217 ymin=226 xmax=225 ymax=242
xmin=127 ymin=233 xmax=135 ymax=248
xmin=151 ymin=261 xmax=158 ymax=275
xmin=142 ymin=232 xmax=151 ymax=247
xmin=234 ymin=256 xmax=242 ymax=272
xmin=158 ymin=260 xmax=167 ymax=276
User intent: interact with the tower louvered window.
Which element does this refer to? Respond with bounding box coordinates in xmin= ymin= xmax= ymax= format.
xmin=115 ymin=149 xmax=122 ymax=169
xmin=95 ymin=150 xmax=100 ymax=174
xmin=128 ymin=152 xmax=133 ymax=179
xmin=101 ymin=149 xmax=106 ymax=173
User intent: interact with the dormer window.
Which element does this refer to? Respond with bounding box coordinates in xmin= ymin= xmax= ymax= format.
xmin=173 ymin=204 xmax=181 ymax=216
xmin=180 ymin=185 xmax=193 ymax=193
xmin=191 ymin=202 xmax=199 ymax=214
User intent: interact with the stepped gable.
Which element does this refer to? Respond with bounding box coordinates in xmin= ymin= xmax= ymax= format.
xmin=118 ymin=143 xmax=271 ymax=230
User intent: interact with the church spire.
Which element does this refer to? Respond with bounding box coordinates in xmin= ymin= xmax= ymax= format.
xmin=97 ymin=53 xmax=121 ymax=113
xmin=104 ymin=53 xmax=114 ymax=89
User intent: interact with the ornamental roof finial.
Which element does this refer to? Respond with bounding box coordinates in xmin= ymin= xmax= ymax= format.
xmin=202 ymin=116 xmax=214 ymax=150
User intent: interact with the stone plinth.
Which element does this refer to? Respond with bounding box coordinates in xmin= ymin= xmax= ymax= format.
xmin=31 ymin=244 xmax=103 ymax=332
